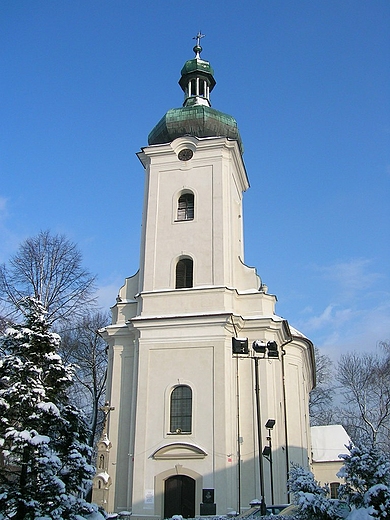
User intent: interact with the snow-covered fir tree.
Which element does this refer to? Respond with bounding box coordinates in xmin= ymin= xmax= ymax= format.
xmin=288 ymin=443 xmax=390 ymax=520
xmin=288 ymin=464 xmax=348 ymax=520
xmin=0 ymin=298 xmax=102 ymax=520
xmin=338 ymin=443 xmax=390 ymax=519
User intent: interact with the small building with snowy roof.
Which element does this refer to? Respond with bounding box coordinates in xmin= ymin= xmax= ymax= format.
xmin=310 ymin=424 xmax=351 ymax=497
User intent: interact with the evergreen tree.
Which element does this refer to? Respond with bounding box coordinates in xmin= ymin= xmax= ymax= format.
xmin=338 ymin=443 xmax=390 ymax=518
xmin=288 ymin=444 xmax=390 ymax=520
xmin=0 ymin=298 xmax=100 ymax=519
xmin=288 ymin=464 xmax=347 ymax=520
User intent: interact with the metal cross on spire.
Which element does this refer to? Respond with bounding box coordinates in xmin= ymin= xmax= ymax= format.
xmin=192 ymin=31 xmax=205 ymax=58
xmin=193 ymin=31 xmax=205 ymax=47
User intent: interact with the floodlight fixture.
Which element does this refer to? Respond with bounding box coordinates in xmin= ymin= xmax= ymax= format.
xmin=262 ymin=446 xmax=271 ymax=457
xmin=265 ymin=419 xmax=275 ymax=430
xmin=232 ymin=337 xmax=249 ymax=355
xmin=267 ymin=341 xmax=279 ymax=358
xmin=252 ymin=340 xmax=266 ymax=354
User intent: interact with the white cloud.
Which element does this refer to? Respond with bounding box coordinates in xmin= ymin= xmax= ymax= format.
xmin=0 ymin=197 xmax=23 ymax=263
xmin=304 ymin=304 xmax=334 ymax=330
xmin=306 ymin=301 xmax=390 ymax=360
xmin=316 ymin=258 xmax=382 ymax=298
xmin=95 ymin=281 xmax=122 ymax=311
xmin=296 ymin=258 xmax=390 ymax=359
xmin=0 ymin=196 xmax=7 ymax=215
xmin=304 ymin=304 xmax=355 ymax=332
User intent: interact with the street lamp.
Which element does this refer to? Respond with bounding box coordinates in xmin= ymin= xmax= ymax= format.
xmin=263 ymin=419 xmax=276 ymax=505
xmin=232 ymin=338 xmax=279 ymax=515
xmin=253 ymin=354 xmax=266 ymax=515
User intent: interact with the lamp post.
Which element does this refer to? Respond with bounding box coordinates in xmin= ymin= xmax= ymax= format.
xmin=232 ymin=337 xmax=279 ymax=515
xmin=252 ymin=342 xmax=278 ymax=513
xmin=253 ymin=356 xmax=267 ymax=516
xmin=263 ymin=419 xmax=276 ymax=506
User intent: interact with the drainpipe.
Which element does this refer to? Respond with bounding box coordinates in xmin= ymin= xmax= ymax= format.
xmin=281 ymin=320 xmax=293 ymax=502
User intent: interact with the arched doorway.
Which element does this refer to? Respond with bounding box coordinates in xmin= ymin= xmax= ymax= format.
xmin=164 ymin=475 xmax=195 ymax=519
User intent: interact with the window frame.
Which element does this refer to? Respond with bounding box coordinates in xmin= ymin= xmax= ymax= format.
xmin=169 ymin=384 xmax=193 ymax=434
xmin=176 ymin=192 xmax=195 ymax=222
xmin=175 ymin=257 xmax=193 ymax=289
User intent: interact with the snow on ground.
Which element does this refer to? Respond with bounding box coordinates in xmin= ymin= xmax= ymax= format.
xmin=347 ymin=509 xmax=375 ymax=520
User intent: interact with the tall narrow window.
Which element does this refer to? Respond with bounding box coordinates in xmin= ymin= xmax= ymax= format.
xmin=170 ymin=385 xmax=192 ymax=433
xmin=199 ymin=80 xmax=205 ymax=97
xmin=189 ymin=79 xmax=196 ymax=97
xmin=330 ymin=483 xmax=339 ymax=499
xmin=177 ymin=193 xmax=194 ymax=221
xmin=176 ymin=258 xmax=193 ymax=289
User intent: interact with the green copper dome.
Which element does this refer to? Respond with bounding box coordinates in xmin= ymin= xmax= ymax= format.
xmin=148 ymin=38 xmax=243 ymax=154
xmin=179 ymin=57 xmax=215 ymax=87
xmin=148 ymin=105 xmax=243 ymax=153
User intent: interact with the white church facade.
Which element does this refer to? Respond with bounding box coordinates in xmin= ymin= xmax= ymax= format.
xmin=94 ymin=37 xmax=316 ymax=518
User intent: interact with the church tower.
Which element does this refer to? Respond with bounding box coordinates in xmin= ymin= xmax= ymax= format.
xmin=101 ymin=36 xmax=315 ymax=518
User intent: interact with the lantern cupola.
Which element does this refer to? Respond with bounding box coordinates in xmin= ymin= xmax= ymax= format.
xmin=148 ymin=33 xmax=243 ymax=153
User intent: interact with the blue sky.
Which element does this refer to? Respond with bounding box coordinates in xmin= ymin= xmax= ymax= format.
xmin=1 ymin=1 xmax=389 ymax=359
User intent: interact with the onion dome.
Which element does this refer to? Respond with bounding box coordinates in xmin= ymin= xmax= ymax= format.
xmin=148 ymin=34 xmax=243 ymax=154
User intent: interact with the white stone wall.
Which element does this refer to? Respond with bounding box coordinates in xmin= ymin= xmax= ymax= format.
xmin=101 ymin=136 xmax=315 ymax=517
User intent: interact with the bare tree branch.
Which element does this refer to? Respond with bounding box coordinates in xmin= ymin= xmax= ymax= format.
xmin=59 ymin=310 xmax=110 ymax=447
xmin=309 ymin=347 xmax=335 ymax=426
xmin=0 ymin=231 xmax=96 ymax=325
xmin=336 ymin=349 xmax=390 ymax=449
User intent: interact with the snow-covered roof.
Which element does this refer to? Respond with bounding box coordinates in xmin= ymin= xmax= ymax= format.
xmin=311 ymin=425 xmax=351 ymax=462
xmin=95 ymin=470 xmax=111 ymax=484
xmin=289 ymin=325 xmax=309 ymax=339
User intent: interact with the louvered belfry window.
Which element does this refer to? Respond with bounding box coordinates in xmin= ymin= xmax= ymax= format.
xmin=176 ymin=258 xmax=193 ymax=289
xmin=170 ymin=385 xmax=192 ymax=433
xmin=177 ymin=193 xmax=194 ymax=221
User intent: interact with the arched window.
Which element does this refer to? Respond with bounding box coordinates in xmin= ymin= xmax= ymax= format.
xmin=177 ymin=192 xmax=194 ymax=221
xmin=170 ymin=385 xmax=192 ymax=433
xmin=176 ymin=258 xmax=193 ymax=289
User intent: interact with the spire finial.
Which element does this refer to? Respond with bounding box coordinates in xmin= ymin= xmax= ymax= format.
xmin=192 ymin=31 xmax=205 ymax=58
